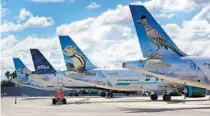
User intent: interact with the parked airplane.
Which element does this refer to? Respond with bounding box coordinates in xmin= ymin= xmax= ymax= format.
xmin=58 ymin=35 xmax=169 ymax=98
xmin=123 ymin=5 xmax=209 ymax=101
xmin=12 ymin=58 xmax=61 ymax=90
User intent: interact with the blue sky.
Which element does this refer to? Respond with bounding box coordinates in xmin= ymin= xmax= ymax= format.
xmin=1 ymin=0 xmax=140 ymax=39
xmin=1 ymin=0 xmax=210 ymax=80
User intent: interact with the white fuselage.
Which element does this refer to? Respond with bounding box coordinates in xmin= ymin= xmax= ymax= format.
xmin=24 ymin=67 xmax=168 ymax=92
xmin=64 ymin=67 xmax=167 ymax=92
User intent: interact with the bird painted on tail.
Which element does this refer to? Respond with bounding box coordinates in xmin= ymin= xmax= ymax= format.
xmin=137 ymin=15 xmax=184 ymax=58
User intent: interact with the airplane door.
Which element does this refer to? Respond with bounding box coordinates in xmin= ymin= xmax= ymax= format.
xmin=57 ymin=77 xmax=64 ymax=86
xmin=188 ymin=60 xmax=198 ymax=80
xmin=96 ymin=71 xmax=104 ymax=83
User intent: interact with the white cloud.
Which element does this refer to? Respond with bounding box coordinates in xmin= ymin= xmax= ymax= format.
xmin=0 ymin=35 xmax=17 ymax=50
xmin=87 ymin=2 xmax=100 ymax=9
xmin=57 ymin=17 xmax=95 ymax=34
xmin=193 ymin=3 xmax=210 ymax=21
xmin=133 ymin=0 xmax=209 ymax=18
xmin=24 ymin=16 xmax=54 ymax=27
xmin=19 ymin=8 xmax=32 ymax=20
xmin=31 ymin=0 xmax=75 ymax=3
xmin=163 ymin=3 xmax=210 ymax=56
xmin=1 ymin=8 xmax=54 ymax=32
xmin=0 ymin=35 xmax=65 ymax=77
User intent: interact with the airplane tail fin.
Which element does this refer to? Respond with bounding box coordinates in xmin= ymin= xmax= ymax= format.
xmin=58 ymin=35 xmax=96 ymax=72
xmin=13 ymin=58 xmax=32 ymax=78
xmin=129 ymin=5 xmax=186 ymax=59
xmin=30 ymin=49 xmax=56 ymax=74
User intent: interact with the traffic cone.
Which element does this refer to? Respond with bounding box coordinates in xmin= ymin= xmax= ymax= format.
xmin=15 ymin=97 xmax=17 ymax=104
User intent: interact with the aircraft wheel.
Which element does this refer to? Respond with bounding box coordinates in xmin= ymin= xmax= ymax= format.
xmin=163 ymin=95 xmax=171 ymax=101
xmin=69 ymin=93 xmax=74 ymax=97
xmin=52 ymin=98 xmax=57 ymax=105
xmin=62 ymin=98 xmax=66 ymax=104
xmin=74 ymin=93 xmax=79 ymax=97
xmin=150 ymin=94 xmax=158 ymax=100
xmin=107 ymin=92 xmax=114 ymax=98
xmin=126 ymin=93 xmax=131 ymax=96
xmin=100 ymin=92 xmax=106 ymax=97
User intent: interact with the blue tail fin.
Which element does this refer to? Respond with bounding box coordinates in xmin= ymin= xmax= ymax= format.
xmin=129 ymin=5 xmax=186 ymax=59
xmin=13 ymin=58 xmax=31 ymax=78
xmin=30 ymin=49 xmax=56 ymax=74
xmin=58 ymin=35 xmax=96 ymax=72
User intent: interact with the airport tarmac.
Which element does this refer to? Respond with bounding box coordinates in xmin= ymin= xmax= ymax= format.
xmin=1 ymin=96 xmax=210 ymax=116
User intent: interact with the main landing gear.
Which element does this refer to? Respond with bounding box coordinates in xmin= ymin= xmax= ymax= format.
xmin=150 ymin=94 xmax=172 ymax=101
xmin=107 ymin=92 xmax=114 ymax=98
xmin=150 ymin=94 xmax=158 ymax=100
xmin=100 ymin=92 xmax=106 ymax=97
xmin=100 ymin=91 xmax=114 ymax=98
xmin=69 ymin=92 xmax=79 ymax=97
xmin=163 ymin=94 xmax=171 ymax=101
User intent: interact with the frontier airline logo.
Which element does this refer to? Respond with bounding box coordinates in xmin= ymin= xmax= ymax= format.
xmin=37 ymin=65 xmax=50 ymax=70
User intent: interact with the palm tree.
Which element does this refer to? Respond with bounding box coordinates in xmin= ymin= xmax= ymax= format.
xmin=5 ymin=71 xmax=11 ymax=81
xmin=11 ymin=71 xmax=17 ymax=79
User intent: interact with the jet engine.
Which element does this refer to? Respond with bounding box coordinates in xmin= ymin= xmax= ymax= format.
xmin=183 ymin=86 xmax=207 ymax=97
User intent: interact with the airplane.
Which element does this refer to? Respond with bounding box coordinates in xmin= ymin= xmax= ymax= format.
xmin=58 ymin=35 xmax=170 ymax=98
xmin=11 ymin=58 xmax=62 ymax=91
xmin=122 ymin=5 xmax=209 ymax=101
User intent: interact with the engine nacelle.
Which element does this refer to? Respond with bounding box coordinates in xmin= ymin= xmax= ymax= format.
xmin=184 ymin=86 xmax=207 ymax=98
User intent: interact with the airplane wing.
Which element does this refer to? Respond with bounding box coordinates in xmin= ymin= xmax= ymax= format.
xmin=125 ymin=64 xmax=210 ymax=90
